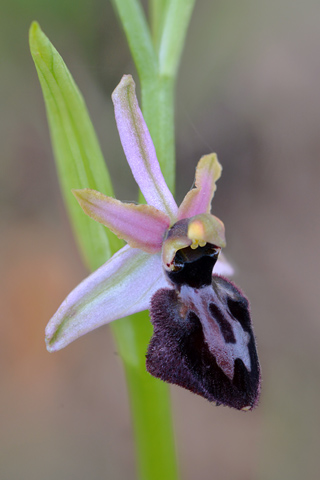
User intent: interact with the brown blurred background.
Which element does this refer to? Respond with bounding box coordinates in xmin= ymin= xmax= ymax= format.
xmin=1 ymin=1 xmax=320 ymax=479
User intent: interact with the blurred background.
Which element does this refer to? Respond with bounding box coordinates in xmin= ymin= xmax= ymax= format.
xmin=1 ymin=0 xmax=320 ymax=479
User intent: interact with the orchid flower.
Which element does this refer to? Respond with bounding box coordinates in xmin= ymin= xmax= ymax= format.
xmin=46 ymin=75 xmax=260 ymax=410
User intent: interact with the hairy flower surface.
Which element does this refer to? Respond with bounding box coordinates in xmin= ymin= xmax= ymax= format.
xmin=46 ymin=75 xmax=260 ymax=410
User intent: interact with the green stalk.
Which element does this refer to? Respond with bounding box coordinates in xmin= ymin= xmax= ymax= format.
xmin=111 ymin=1 xmax=196 ymax=479
xmin=118 ymin=75 xmax=177 ymax=480
xmin=149 ymin=0 xmax=169 ymax=51
xmin=158 ymin=0 xmax=196 ymax=78
xmin=113 ymin=75 xmax=177 ymax=480
xmin=111 ymin=74 xmax=178 ymax=479
xmin=111 ymin=3 xmax=179 ymax=479
xmin=111 ymin=0 xmax=158 ymax=83
xmin=111 ymin=313 xmax=178 ymax=480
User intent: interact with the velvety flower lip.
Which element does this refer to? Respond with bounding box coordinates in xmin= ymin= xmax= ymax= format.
xmin=45 ymin=74 xmax=232 ymax=353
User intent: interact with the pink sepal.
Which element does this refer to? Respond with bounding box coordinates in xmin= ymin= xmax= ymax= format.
xmin=73 ymin=189 xmax=171 ymax=253
xmin=112 ymin=75 xmax=178 ymax=220
xmin=45 ymin=246 xmax=169 ymax=352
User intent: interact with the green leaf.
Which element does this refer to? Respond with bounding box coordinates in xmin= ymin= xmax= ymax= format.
xmin=29 ymin=21 xmax=122 ymax=270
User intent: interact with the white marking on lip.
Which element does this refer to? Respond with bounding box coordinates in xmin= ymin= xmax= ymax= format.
xmin=179 ymin=285 xmax=251 ymax=380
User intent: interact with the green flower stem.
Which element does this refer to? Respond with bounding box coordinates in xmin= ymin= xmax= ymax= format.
xmin=149 ymin=0 xmax=169 ymax=51
xmin=111 ymin=0 xmax=157 ymax=83
xmin=158 ymin=0 xmax=196 ymax=78
xmin=118 ymin=75 xmax=178 ymax=480
xmin=111 ymin=1 xmax=196 ymax=479
xmin=111 ymin=313 xmax=178 ymax=480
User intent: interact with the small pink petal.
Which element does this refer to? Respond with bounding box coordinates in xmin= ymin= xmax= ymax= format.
xmin=73 ymin=189 xmax=170 ymax=253
xmin=45 ymin=245 xmax=169 ymax=352
xmin=112 ymin=75 xmax=178 ymax=220
xmin=178 ymin=154 xmax=222 ymax=220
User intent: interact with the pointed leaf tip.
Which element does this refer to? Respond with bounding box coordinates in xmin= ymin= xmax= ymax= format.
xmin=29 ymin=21 xmax=40 ymax=55
xmin=29 ymin=21 xmax=39 ymax=39
xmin=29 ymin=21 xmax=48 ymax=57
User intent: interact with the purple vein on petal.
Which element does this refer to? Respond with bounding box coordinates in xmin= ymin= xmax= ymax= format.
xmin=73 ymin=189 xmax=170 ymax=253
xmin=112 ymin=75 xmax=178 ymax=220
xmin=45 ymin=245 xmax=169 ymax=352
xmin=178 ymin=154 xmax=222 ymax=220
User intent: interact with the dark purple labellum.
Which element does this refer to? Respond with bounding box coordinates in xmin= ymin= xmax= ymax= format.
xmin=146 ymin=246 xmax=261 ymax=410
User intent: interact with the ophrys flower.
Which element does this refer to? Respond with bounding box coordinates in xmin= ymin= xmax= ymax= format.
xmin=46 ymin=75 xmax=260 ymax=410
